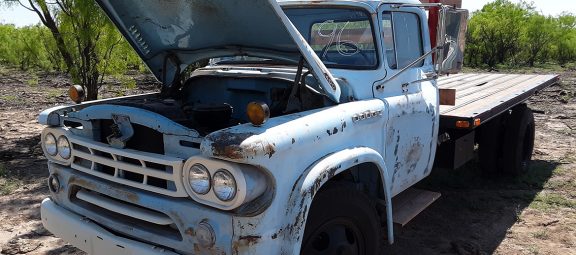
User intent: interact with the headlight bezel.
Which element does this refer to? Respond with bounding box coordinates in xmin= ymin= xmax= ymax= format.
xmin=41 ymin=128 xmax=73 ymax=165
xmin=182 ymin=157 xmax=268 ymax=211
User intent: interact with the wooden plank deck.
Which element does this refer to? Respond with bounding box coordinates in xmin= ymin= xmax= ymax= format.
xmin=438 ymin=73 xmax=559 ymax=129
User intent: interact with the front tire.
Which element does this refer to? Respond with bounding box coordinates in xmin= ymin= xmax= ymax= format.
xmin=301 ymin=186 xmax=382 ymax=255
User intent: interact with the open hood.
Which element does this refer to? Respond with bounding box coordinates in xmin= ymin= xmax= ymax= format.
xmin=96 ymin=0 xmax=341 ymax=102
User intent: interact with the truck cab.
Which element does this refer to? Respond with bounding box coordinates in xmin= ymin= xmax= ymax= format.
xmin=38 ymin=0 xmax=556 ymax=254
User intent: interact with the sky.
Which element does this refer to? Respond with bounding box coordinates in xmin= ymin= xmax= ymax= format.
xmin=0 ymin=0 xmax=575 ymax=27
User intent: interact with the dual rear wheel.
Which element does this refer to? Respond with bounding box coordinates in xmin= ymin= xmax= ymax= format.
xmin=478 ymin=103 xmax=536 ymax=176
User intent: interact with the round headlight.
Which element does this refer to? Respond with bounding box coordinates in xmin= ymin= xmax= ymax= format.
xmin=212 ymin=170 xmax=237 ymax=201
xmin=188 ymin=164 xmax=211 ymax=195
xmin=44 ymin=133 xmax=58 ymax=156
xmin=57 ymin=136 xmax=71 ymax=159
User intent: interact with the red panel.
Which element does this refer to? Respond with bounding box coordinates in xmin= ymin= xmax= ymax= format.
xmin=428 ymin=0 xmax=441 ymax=59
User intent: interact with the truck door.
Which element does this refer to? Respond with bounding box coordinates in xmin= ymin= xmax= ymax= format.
xmin=375 ymin=8 xmax=439 ymax=196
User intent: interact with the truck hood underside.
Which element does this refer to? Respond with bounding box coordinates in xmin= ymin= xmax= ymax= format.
xmin=96 ymin=0 xmax=341 ymax=102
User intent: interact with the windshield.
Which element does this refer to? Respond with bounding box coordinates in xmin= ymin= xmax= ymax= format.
xmin=283 ymin=8 xmax=377 ymax=69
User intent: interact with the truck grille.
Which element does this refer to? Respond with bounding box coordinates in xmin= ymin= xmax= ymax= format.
xmin=69 ymin=135 xmax=188 ymax=197
xmin=71 ymin=187 xmax=183 ymax=242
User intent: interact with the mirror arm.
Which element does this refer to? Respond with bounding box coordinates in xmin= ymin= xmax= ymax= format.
xmin=376 ymin=45 xmax=442 ymax=90
xmin=409 ymin=72 xmax=438 ymax=85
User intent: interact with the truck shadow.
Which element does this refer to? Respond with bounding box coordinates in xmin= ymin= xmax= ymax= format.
xmin=382 ymin=159 xmax=559 ymax=255
xmin=0 ymin=134 xmax=48 ymax=179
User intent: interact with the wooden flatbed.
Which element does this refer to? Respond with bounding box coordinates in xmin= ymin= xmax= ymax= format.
xmin=437 ymin=73 xmax=560 ymax=129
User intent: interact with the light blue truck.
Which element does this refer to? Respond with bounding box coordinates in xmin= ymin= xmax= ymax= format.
xmin=38 ymin=0 xmax=558 ymax=254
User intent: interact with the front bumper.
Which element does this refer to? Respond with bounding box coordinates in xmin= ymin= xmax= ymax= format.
xmin=45 ymin=163 xmax=234 ymax=254
xmin=41 ymin=198 xmax=178 ymax=255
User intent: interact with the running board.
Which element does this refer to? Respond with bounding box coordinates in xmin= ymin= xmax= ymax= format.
xmin=391 ymin=188 xmax=441 ymax=226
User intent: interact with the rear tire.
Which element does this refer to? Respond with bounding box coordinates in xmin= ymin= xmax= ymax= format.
xmin=501 ymin=104 xmax=535 ymax=176
xmin=477 ymin=115 xmax=504 ymax=175
xmin=301 ymin=186 xmax=382 ymax=255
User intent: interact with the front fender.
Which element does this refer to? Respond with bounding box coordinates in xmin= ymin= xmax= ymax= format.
xmin=283 ymin=147 xmax=394 ymax=254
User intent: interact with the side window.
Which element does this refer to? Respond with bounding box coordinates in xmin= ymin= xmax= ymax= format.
xmin=382 ymin=13 xmax=397 ymax=68
xmin=382 ymin=12 xmax=424 ymax=69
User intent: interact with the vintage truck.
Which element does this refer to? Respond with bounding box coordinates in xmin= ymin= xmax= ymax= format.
xmin=38 ymin=0 xmax=559 ymax=254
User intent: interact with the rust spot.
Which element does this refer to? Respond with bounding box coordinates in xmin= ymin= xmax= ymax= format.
xmin=264 ymin=143 xmax=276 ymax=158
xmin=207 ymin=132 xmax=254 ymax=159
xmin=69 ymin=176 xmax=97 ymax=190
xmin=239 ymin=235 xmax=261 ymax=244
xmin=288 ymin=203 xmax=308 ymax=238
xmin=70 ymin=176 xmax=139 ymax=203
xmin=327 ymin=164 xmax=342 ymax=178
xmin=185 ymin=227 xmax=195 ymax=237
xmin=406 ymin=139 xmax=423 ymax=174
xmin=233 ymin=235 xmax=262 ymax=252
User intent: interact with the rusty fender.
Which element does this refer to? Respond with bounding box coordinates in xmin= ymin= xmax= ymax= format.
xmin=200 ymin=99 xmax=387 ymax=164
xmin=284 ymin=147 xmax=394 ymax=252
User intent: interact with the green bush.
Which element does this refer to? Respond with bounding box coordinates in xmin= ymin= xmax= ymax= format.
xmin=0 ymin=22 xmax=145 ymax=80
xmin=0 ymin=24 xmax=58 ymax=70
xmin=465 ymin=0 xmax=576 ymax=68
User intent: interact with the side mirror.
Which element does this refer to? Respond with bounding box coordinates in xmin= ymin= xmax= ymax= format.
xmin=435 ymin=7 xmax=468 ymax=75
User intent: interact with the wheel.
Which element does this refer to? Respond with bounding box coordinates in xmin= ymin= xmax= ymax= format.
xmin=301 ymin=186 xmax=382 ymax=255
xmin=477 ymin=116 xmax=504 ymax=175
xmin=501 ymin=104 xmax=535 ymax=176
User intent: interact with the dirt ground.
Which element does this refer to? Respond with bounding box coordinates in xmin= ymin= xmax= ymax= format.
xmin=0 ymin=65 xmax=575 ymax=255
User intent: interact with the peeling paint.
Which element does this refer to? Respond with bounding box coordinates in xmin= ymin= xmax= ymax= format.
xmin=206 ymin=132 xmax=255 ymax=159
xmin=405 ymin=138 xmax=423 ymax=174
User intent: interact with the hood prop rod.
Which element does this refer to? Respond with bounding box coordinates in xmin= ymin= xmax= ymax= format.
xmin=284 ymin=56 xmax=305 ymax=113
xmin=160 ymin=54 xmax=182 ymax=98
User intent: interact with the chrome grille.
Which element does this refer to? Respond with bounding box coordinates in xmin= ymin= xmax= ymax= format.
xmin=69 ymin=135 xmax=187 ymax=197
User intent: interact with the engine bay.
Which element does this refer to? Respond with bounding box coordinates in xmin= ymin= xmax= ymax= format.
xmin=106 ymin=72 xmax=328 ymax=136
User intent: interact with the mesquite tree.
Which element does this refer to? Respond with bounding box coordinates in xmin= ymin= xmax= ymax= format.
xmin=3 ymin=0 xmax=131 ymax=100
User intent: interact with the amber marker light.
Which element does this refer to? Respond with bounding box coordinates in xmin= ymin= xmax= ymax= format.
xmin=246 ymin=101 xmax=270 ymax=127
xmin=455 ymin=120 xmax=471 ymax=129
xmin=68 ymin=85 xmax=85 ymax=104
xmin=474 ymin=118 xmax=481 ymax=127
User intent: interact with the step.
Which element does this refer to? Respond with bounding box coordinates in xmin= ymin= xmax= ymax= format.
xmin=391 ymin=188 xmax=441 ymax=226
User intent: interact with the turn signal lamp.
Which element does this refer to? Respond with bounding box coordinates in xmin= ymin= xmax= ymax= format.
xmin=474 ymin=118 xmax=482 ymax=127
xmin=246 ymin=102 xmax=270 ymax=126
xmin=68 ymin=84 xmax=85 ymax=104
xmin=455 ymin=120 xmax=471 ymax=129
